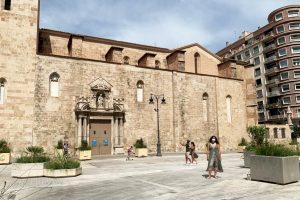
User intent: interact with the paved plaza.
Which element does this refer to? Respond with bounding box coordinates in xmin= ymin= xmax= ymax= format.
xmin=0 ymin=153 xmax=300 ymax=200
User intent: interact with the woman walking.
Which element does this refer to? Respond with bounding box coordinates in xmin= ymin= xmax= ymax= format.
xmin=180 ymin=140 xmax=191 ymax=165
xmin=206 ymin=136 xmax=223 ymax=179
xmin=190 ymin=142 xmax=198 ymax=164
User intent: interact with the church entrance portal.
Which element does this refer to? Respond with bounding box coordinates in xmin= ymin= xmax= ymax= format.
xmin=90 ymin=119 xmax=112 ymax=155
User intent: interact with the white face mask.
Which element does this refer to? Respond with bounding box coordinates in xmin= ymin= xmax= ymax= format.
xmin=211 ymin=138 xmax=216 ymax=143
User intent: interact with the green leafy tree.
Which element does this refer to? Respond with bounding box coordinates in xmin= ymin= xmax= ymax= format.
xmin=292 ymin=124 xmax=300 ymax=139
xmin=247 ymin=125 xmax=267 ymax=146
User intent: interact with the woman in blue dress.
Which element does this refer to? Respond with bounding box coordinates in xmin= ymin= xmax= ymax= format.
xmin=206 ymin=135 xmax=223 ymax=179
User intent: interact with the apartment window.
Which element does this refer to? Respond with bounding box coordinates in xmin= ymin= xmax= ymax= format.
xmin=291 ymin=46 xmax=300 ymax=54
xmin=296 ymin=95 xmax=300 ymax=103
xmin=288 ymin=10 xmax=299 ymax=17
xmin=279 ymin=60 xmax=288 ymax=68
xmin=254 ymin=57 xmax=260 ymax=65
xmin=276 ymin=25 xmax=285 ymax=33
xmin=254 ymin=68 xmax=261 ymax=77
xmin=281 ymin=128 xmax=286 ymax=138
xmin=4 ymin=0 xmax=11 ymax=10
xmin=0 ymin=78 xmax=6 ymax=104
xmin=290 ymin=34 xmax=300 ymax=42
xmin=280 ymin=72 xmax=289 ymax=80
xmin=244 ymin=50 xmax=250 ymax=59
xmin=278 ymin=48 xmax=287 ymax=57
xmin=281 ymin=84 xmax=290 ymax=92
xmin=277 ymin=36 xmax=286 ymax=45
xmin=274 ymin=128 xmax=278 ymax=138
xmin=256 ymin=79 xmax=262 ymax=86
xmin=293 ymin=58 xmax=300 ymax=66
xmin=236 ymin=54 xmax=242 ymax=61
xmin=275 ymin=13 xmax=283 ymax=21
xmin=295 ymin=83 xmax=300 ymax=90
xmin=294 ymin=70 xmax=300 ymax=78
xmin=297 ymin=108 xmax=300 ymax=117
xmin=289 ymin=22 xmax=300 ymax=30
xmin=282 ymin=96 xmax=291 ymax=104
xmin=253 ymin=46 xmax=259 ymax=55
xmin=257 ymin=90 xmax=263 ymax=98
xmin=49 ymin=73 xmax=60 ymax=97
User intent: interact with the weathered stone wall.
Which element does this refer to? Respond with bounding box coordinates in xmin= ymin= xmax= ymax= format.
xmin=0 ymin=0 xmax=38 ymax=155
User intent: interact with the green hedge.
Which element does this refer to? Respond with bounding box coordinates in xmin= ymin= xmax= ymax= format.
xmin=45 ymin=154 xmax=80 ymax=170
xmin=0 ymin=139 xmax=11 ymax=153
xmin=16 ymin=146 xmax=50 ymax=163
xmin=255 ymin=144 xmax=300 ymax=157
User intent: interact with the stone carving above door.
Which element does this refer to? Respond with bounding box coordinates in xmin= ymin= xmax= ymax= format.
xmin=89 ymin=77 xmax=112 ymax=91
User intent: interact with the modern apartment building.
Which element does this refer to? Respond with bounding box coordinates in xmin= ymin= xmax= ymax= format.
xmin=217 ymin=5 xmax=300 ymax=125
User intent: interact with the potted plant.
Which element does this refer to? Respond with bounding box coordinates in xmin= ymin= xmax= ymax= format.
xmin=244 ymin=125 xmax=267 ymax=168
xmin=44 ymin=154 xmax=81 ymax=177
xmin=250 ymin=143 xmax=300 ymax=184
xmin=0 ymin=139 xmax=11 ymax=164
xmin=134 ymin=138 xmax=147 ymax=157
xmin=237 ymin=137 xmax=248 ymax=153
xmin=55 ymin=139 xmax=64 ymax=156
xmin=78 ymin=140 xmax=92 ymax=160
xmin=11 ymin=146 xmax=50 ymax=178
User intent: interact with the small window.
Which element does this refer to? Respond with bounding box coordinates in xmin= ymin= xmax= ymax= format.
xmin=194 ymin=53 xmax=200 ymax=74
xmin=274 ymin=128 xmax=278 ymax=138
xmin=293 ymin=58 xmax=300 ymax=66
xmin=155 ymin=60 xmax=161 ymax=69
xmin=49 ymin=73 xmax=60 ymax=97
xmin=295 ymin=83 xmax=300 ymax=90
xmin=254 ymin=57 xmax=260 ymax=65
xmin=275 ymin=13 xmax=283 ymax=21
xmin=288 ymin=10 xmax=299 ymax=17
xmin=257 ymin=90 xmax=263 ymax=98
xmin=236 ymin=54 xmax=242 ymax=61
xmin=282 ymin=96 xmax=291 ymax=104
xmin=278 ymin=48 xmax=287 ymax=57
xmin=296 ymin=95 xmax=300 ymax=103
xmin=289 ymin=22 xmax=300 ymax=30
xmin=226 ymin=95 xmax=232 ymax=123
xmin=202 ymin=93 xmax=209 ymax=122
xmin=254 ymin=68 xmax=261 ymax=77
xmin=277 ymin=36 xmax=286 ymax=45
xmin=4 ymin=0 xmax=11 ymax=10
xmin=276 ymin=25 xmax=285 ymax=33
xmin=297 ymin=108 xmax=300 ymax=117
xmin=123 ymin=56 xmax=130 ymax=64
xmin=294 ymin=70 xmax=300 ymax=78
xmin=281 ymin=128 xmax=286 ymax=138
xmin=280 ymin=72 xmax=289 ymax=80
xmin=136 ymin=80 xmax=144 ymax=102
xmin=290 ymin=34 xmax=300 ymax=42
xmin=292 ymin=46 xmax=300 ymax=54
xmin=281 ymin=84 xmax=290 ymax=92
xmin=0 ymin=78 xmax=6 ymax=104
xmin=253 ymin=46 xmax=259 ymax=55
xmin=279 ymin=60 xmax=288 ymax=68
xmin=244 ymin=50 xmax=250 ymax=58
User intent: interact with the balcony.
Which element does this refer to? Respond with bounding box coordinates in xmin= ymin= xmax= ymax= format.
xmin=264 ymin=55 xmax=277 ymax=64
xmin=265 ymin=78 xmax=279 ymax=86
xmin=266 ymin=90 xmax=280 ymax=98
xmin=264 ymin=67 xmax=279 ymax=76
xmin=268 ymin=114 xmax=286 ymax=120
xmin=263 ymin=44 xmax=276 ymax=52
xmin=262 ymin=32 xmax=274 ymax=42
xmin=266 ymin=101 xmax=282 ymax=108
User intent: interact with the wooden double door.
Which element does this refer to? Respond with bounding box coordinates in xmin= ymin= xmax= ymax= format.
xmin=90 ymin=119 xmax=111 ymax=155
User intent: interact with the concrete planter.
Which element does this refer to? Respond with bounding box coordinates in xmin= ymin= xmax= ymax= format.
xmin=0 ymin=153 xmax=10 ymax=164
xmin=244 ymin=151 xmax=255 ymax=168
xmin=237 ymin=146 xmax=246 ymax=153
xmin=55 ymin=149 xmax=64 ymax=156
xmin=79 ymin=150 xmax=91 ymax=160
xmin=135 ymin=148 xmax=148 ymax=157
xmin=44 ymin=167 xmax=82 ymax=177
xmin=11 ymin=163 xmax=44 ymax=178
xmin=250 ymin=155 xmax=300 ymax=184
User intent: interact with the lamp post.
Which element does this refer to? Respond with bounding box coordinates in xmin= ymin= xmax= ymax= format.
xmin=149 ymin=94 xmax=166 ymax=157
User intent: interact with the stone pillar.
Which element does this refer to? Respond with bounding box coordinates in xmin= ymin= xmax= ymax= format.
xmin=86 ymin=118 xmax=90 ymax=143
xmin=77 ymin=117 xmax=82 ymax=147
xmin=114 ymin=117 xmax=118 ymax=146
xmin=83 ymin=117 xmax=87 ymax=141
xmin=119 ymin=118 xmax=124 ymax=146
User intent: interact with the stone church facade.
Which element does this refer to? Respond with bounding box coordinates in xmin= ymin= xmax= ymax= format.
xmin=0 ymin=0 xmax=257 ymax=156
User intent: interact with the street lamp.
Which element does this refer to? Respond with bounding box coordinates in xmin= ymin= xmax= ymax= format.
xmin=149 ymin=94 xmax=166 ymax=156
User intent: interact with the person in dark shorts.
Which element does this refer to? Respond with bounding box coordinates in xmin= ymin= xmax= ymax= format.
xmin=180 ymin=140 xmax=191 ymax=165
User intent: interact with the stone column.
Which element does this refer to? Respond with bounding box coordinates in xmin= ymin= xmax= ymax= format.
xmin=86 ymin=118 xmax=90 ymax=143
xmin=114 ymin=117 xmax=118 ymax=146
xmin=119 ymin=118 xmax=124 ymax=146
xmin=77 ymin=117 xmax=82 ymax=147
xmin=83 ymin=117 xmax=87 ymax=141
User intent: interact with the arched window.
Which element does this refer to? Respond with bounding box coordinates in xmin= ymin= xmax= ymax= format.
xmin=155 ymin=60 xmax=161 ymax=69
xmin=0 ymin=78 xmax=7 ymax=104
xmin=202 ymin=93 xmax=209 ymax=122
xmin=123 ymin=56 xmax=130 ymax=64
xmin=49 ymin=72 xmax=60 ymax=97
xmin=194 ymin=53 xmax=200 ymax=74
xmin=226 ymin=95 xmax=232 ymax=123
xmin=136 ymin=80 xmax=144 ymax=102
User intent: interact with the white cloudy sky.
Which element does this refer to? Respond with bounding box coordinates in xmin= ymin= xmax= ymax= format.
xmin=40 ymin=0 xmax=300 ymax=53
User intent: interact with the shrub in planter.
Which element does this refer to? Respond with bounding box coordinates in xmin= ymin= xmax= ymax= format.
xmin=250 ymin=144 xmax=300 ymax=184
xmin=12 ymin=146 xmax=50 ymax=178
xmin=78 ymin=140 xmax=92 ymax=160
xmin=55 ymin=140 xmax=64 ymax=156
xmin=237 ymin=137 xmax=248 ymax=153
xmin=134 ymin=138 xmax=147 ymax=157
xmin=0 ymin=139 xmax=11 ymax=164
xmin=44 ymin=154 xmax=81 ymax=177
